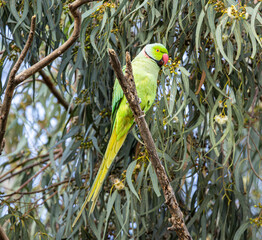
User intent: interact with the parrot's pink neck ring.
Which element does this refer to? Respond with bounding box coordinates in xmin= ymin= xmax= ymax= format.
xmin=143 ymin=48 xmax=168 ymax=67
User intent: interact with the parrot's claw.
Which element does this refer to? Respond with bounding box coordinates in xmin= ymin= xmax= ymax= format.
xmin=138 ymin=113 xmax=145 ymax=118
xmin=138 ymin=98 xmax=142 ymax=104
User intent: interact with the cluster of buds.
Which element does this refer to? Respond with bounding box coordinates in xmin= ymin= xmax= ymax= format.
xmin=91 ymin=1 xmax=117 ymax=21
xmin=99 ymin=108 xmax=110 ymax=119
xmin=226 ymin=5 xmax=249 ymax=20
xmin=250 ymin=203 xmax=262 ymax=227
xmin=5 ymin=43 xmax=21 ymax=62
xmin=209 ymin=1 xmax=249 ymax=20
xmin=62 ymin=0 xmax=75 ymax=13
xmin=136 ymin=149 xmax=150 ymax=165
xmin=74 ymin=132 xmax=94 ymax=150
xmin=166 ymin=57 xmax=180 ymax=75
xmin=208 ymin=0 xmax=226 ymax=13
xmin=80 ymin=140 xmax=93 ymax=149
xmin=74 ymin=89 xmax=90 ymax=105
xmin=111 ymin=28 xmax=119 ymax=34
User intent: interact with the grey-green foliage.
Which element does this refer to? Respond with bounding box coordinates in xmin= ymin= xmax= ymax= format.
xmin=0 ymin=0 xmax=261 ymax=239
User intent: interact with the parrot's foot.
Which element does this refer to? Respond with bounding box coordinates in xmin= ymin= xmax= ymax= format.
xmin=138 ymin=98 xmax=142 ymax=104
xmin=138 ymin=113 xmax=145 ymax=118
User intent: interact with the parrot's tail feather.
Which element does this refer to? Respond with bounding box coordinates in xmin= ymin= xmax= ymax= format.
xmin=72 ymin=128 xmax=127 ymax=227
xmin=88 ymin=128 xmax=127 ymax=209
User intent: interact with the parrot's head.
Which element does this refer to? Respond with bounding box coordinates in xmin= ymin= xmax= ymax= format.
xmin=143 ymin=43 xmax=169 ymax=67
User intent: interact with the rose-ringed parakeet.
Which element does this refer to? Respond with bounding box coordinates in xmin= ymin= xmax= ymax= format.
xmin=73 ymin=43 xmax=168 ymax=225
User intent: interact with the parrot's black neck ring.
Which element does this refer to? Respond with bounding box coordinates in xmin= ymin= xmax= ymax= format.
xmin=144 ymin=49 xmax=163 ymax=68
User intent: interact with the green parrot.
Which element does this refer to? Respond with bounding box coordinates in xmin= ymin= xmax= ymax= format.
xmin=73 ymin=43 xmax=168 ymax=225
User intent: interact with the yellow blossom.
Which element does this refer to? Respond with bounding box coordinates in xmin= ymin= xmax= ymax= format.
xmin=214 ymin=115 xmax=228 ymax=125
xmin=227 ymin=5 xmax=237 ymax=19
xmin=113 ymin=178 xmax=125 ymax=190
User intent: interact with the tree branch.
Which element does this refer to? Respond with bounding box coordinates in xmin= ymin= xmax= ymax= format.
xmin=247 ymin=87 xmax=262 ymax=181
xmin=0 ymin=0 xmax=94 ymax=154
xmin=1 ymin=174 xmax=88 ymax=198
xmin=14 ymin=0 xmax=91 ymax=84
xmin=0 ymin=150 xmax=62 ymax=184
xmin=0 ymin=149 xmax=61 ymax=180
xmin=0 ymin=15 xmax=36 ymax=154
xmin=4 ymin=162 xmax=51 ymax=202
xmin=108 ymin=49 xmax=192 ymax=240
xmin=0 ymin=226 xmax=9 ymax=240
xmin=38 ymin=68 xmax=73 ymax=113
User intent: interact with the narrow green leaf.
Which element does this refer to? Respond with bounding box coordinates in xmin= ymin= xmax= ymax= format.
xmin=215 ymin=16 xmax=238 ymax=71
xmin=243 ymin=21 xmax=257 ymax=59
xmin=90 ymin=26 xmax=101 ymax=58
xmin=195 ymin=8 xmax=206 ymax=54
xmin=10 ymin=0 xmax=29 ymax=32
xmin=187 ymin=194 xmax=212 ymax=228
xmin=227 ymin=40 xmax=233 ymax=75
xmin=250 ymin=2 xmax=262 ymax=48
xmin=233 ymin=222 xmax=250 ymax=240
xmin=106 ymin=190 xmax=118 ymax=220
xmin=233 ymin=22 xmax=242 ymax=61
xmin=82 ymin=1 xmax=103 ymax=19
xmin=126 ymin=160 xmax=140 ymax=201
xmin=148 ymin=164 xmax=161 ymax=197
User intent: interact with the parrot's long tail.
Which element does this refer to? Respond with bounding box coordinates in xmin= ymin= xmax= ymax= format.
xmin=73 ymin=128 xmax=127 ymax=226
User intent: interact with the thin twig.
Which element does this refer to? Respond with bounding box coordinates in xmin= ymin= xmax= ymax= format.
xmin=0 ymin=149 xmax=61 ymax=180
xmin=0 ymin=151 xmax=62 ymax=184
xmin=247 ymin=87 xmax=262 ymax=181
xmin=38 ymin=68 xmax=73 ymax=112
xmin=250 ymin=136 xmax=262 ymax=161
xmin=108 ymin=49 xmax=192 ymax=240
xmin=4 ymin=163 xmax=51 ymax=202
xmin=1 ymin=174 xmax=88 ymax=198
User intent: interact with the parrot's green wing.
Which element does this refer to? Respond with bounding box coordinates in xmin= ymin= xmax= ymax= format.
xmin=111 ymin=66 xmax=125 ymax=126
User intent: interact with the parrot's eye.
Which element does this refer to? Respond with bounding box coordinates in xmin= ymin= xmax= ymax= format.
xmin=156 ymin=49 xmax=160 ymax=52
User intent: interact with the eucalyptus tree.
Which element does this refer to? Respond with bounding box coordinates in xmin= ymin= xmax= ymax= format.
xmin=0 ymin=0 xmax=261 ymax=239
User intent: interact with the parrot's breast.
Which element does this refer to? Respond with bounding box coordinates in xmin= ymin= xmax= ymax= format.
xmin=113 ymin=57 xmax=160 ymax=140
xmin=132 ymin=58 xmax=159 ymax=112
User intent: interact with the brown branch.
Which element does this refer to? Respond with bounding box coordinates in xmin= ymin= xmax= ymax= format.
xmin=38 ymin=68 xmax=73 ymax=113
xmin=247 ymin=87 xmax=262 ymax=181
xmin=0 ymin=151 xmax=62 ymax=184
xmin=0 ymin=16 xmax=36 ymax=154
xmin=0 ymin=0 xmax=95 ymax=154
xmin=0 ymin=226 xmax=9 ymax=240
xmin=21 ymin=189 xmax=59 ymax=216
xmin=0 ymin=158 xmax=49 ymax=184
xmin=14 ymin=0 xmax=91 ymax=84
xmin=1 ymin=174 xmax=88 ymax=198
xmin=108 ymin=49 xmax=192 ymax=239
xmin=17 ymin=72 xmax=73 ymax=113
xmin=4 ymin=163 xmax=51 ymax=202
xmin=0 ymin=148 xmax=61 ymax=180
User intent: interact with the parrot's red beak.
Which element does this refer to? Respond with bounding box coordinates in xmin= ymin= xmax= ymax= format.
xmin=162 ymin=54 xmax=169 ymax=65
